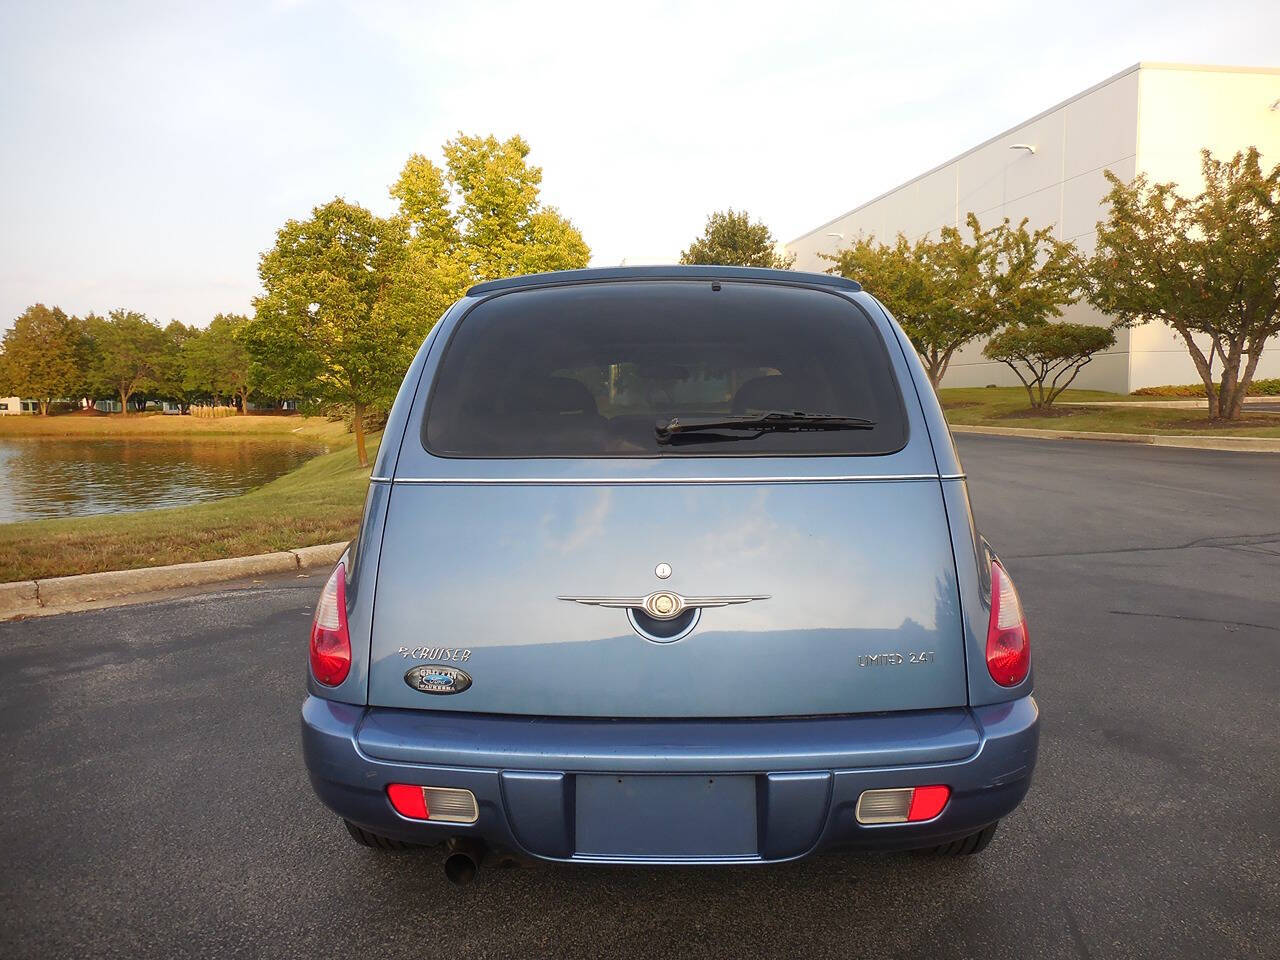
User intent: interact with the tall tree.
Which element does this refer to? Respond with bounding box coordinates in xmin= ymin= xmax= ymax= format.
xmin=242 ymin=199 xmax=409 ymax=466
xmin=156 ymin=320 xmax=199 ymax=410
xmin=184 ymin=314 xmax=255 ymax=410
xmin=824 ymin=231 xmax=980 ymax=385
xmin=244 ymin=135 xmax=592 ymax=464
xmin=0 ymin=304 xmax=90 ymax=413
xmin=680 ymin=209 xmax=795 ymax=269
xmin=69 ymin=313 xmax=105 ymax=409
xmin=441 ymin=133 xmax=590 ymax=282
xmin=1088 ymin=148 xmax=1280 ymax=419
xmin=988 ymin=216 xmax=1083 ymax=332
xmin=823 ymin=216 xmax=1081 ymax=386
xmin=382 ymin=153 xmax=472 ymax=341
xmin=377 ymin=136 xmax=591 ymax=354
xmin=89 ymin=310 xmax=169 ymax=413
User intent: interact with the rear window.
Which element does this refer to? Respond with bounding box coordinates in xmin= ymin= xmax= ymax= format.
xmin=422 ymin=280 xmax=908 ymax=457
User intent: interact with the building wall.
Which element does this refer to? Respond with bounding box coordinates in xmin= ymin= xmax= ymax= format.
xmin=786 ymin=63 xmax=1280 ymax=393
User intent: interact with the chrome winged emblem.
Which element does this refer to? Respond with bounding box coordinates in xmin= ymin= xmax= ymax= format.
xmin=557 ymin=591 xmax=768 ymax=621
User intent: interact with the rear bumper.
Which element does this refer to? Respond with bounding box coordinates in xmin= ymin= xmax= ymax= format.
xmin=301 ymin=696 xmax=1038 ymax=863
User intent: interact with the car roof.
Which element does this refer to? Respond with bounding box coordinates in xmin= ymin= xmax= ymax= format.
xmin=466 ymin=265 xmax=861 ymax=297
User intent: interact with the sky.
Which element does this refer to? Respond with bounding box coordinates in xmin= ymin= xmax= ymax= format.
xmin=1 ymin=0 xmax=1277 ymax=332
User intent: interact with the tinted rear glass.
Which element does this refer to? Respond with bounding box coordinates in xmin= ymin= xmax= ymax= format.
xmin=423 ymin=281 xmax=907 ymax=457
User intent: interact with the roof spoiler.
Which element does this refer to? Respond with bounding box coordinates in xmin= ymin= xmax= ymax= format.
xmin=467 ymin=265 xmax=861 ymax=297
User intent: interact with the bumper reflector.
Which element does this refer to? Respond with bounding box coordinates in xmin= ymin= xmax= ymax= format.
xmin=856 ymin=785 xmax=951 ymax=824
xmin=386 ymin=784 xmax=479 ymax=824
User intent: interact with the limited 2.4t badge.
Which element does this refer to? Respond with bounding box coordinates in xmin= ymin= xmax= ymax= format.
xmin=404 ymin=664 xmax=473 ymax=695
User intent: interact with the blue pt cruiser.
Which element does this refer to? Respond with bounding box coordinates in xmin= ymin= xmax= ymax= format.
xmin=301 ymin=266 xmax=1038 ymax=883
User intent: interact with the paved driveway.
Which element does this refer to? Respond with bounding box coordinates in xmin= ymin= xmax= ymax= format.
xmin=1 ymin=435 xmax=1277 ymax=959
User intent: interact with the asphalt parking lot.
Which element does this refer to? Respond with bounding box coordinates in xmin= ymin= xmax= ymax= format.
xmin=2 ymin=435 xmax=1277 ymax=959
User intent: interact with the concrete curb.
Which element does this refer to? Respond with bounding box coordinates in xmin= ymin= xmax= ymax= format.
xmin=949 ymin=423 xmax=1280 ymax=453
xmin=0 ymin=541 xmax=348 ymax=620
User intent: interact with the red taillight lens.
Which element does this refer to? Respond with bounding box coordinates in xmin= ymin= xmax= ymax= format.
xmin=387 ymin=784 xmax=430 ymax=820
xmin=986 ymin=559 xmax=1029 ymax=686
xmin=309 ymin=562 xmax=351 ymax=686
xmin=907 ymin=785 xmax=951 ymax=821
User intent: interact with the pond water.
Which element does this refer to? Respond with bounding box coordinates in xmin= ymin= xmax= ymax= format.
xmin=0 ymin=438 xmax=320 ymax=524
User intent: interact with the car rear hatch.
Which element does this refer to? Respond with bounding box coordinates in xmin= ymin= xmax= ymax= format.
xmin=369 ymin=478 xmax=964 ymax=717
xmin=366 ymin=279 xmax=966 ymax=718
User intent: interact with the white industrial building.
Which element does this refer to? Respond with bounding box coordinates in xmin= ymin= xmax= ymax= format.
xmin=786 ymin=63 xmax=1280 ymax=393
xmin=0 ymin=396 xmax=37 ymax=414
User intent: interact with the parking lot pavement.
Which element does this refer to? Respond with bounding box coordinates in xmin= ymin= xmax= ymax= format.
xmin=1 ymin=435 xmax=1277 ymax=959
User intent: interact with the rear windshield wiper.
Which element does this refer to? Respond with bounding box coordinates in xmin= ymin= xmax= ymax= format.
xmin=655 ymin=410 xmax=877 ymax=443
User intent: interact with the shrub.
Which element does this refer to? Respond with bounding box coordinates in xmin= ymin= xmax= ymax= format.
xmin=1132 ymin=378 xmax=1280 ymax=398
xmin=1131 ymin=384 xmax=1205 ymax=398
xmin=983 ymin=322 xmax=1117 ymax=408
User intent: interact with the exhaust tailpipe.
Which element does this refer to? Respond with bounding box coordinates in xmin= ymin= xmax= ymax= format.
xmin=443 ymin=837 xmax=485 ymax=886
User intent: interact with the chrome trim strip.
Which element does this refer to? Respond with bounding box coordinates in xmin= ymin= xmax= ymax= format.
xmin=386 ymin=473 xmax=942 ymax=485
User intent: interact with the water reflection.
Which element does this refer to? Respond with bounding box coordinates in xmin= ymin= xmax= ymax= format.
xmin=0 ymin=438 xmax=319 ymax=523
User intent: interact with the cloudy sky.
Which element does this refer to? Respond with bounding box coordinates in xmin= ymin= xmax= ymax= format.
xmin=1 ymin=0 xmax=1277 ymax=331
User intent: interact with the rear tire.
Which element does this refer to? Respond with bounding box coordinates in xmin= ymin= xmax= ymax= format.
xmin=343 ymin=819 xmax=417 ymax=851
xmin=930 ymin=821 xmax=998 ymax=856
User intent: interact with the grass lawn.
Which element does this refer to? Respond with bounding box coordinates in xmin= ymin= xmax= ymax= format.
xmin=0 ymin=415 xmax=376 ymax=582
xmin=937 ymin=387 xmax=1280 ymax=438
xmin=0 ymin=411 xmax=351 ymax=443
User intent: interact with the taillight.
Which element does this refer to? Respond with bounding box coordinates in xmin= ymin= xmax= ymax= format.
xmin=986 ymin=559 xmax=1029 ymax=686
xmin=856 ymin=785 xmax=952 ymax=824
xmin=309 ymin=562 xmax=351 ymax=686
xmin=386 ymin=784 xmax=479 ymax=823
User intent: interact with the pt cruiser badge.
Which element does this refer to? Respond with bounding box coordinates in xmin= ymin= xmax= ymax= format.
xmin=404 ymin=664 xmax=473 ymax=695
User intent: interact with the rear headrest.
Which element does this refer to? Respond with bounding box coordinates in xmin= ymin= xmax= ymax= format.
xmin=731 ymin=375 xmax=823 ymax=414
xmin=522 ymin=376 xmax=599 ymax=416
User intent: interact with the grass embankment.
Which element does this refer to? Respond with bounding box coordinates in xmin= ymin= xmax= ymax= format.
xmin=0 ymin=415 xmax=376 ymax=582
xmin=0 ymin=411 xmax=347 ymax=441
xmin=937 ymin=387 xmax=1280 ymax=437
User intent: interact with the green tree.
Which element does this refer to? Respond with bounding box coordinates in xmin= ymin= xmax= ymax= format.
xmin=1088 ymin=148 xmax=1280 ymax=420
xmin=381 ymin=153 xmax=472 ymax=342
xmin=184 ymin=314 xmax=255 ymax=409
xmin=680 ymin=209 xmax=795 ymax=269
xmin=242 ymin=198 xmax=409 ymax=466
xmin=377 ymin=137 xmax=591 ymax=367
xmin=983 ymin=322 xmax=1117 ymax=408
xmin=441 ymin=134 xmax=590 ymax=283
xmin=823 ymin=231 xmax=980 ymax=385
xmin=89 ymin=310 xmax=170 ymax=413
xmin=0 ymin=304 xmax=90 ymax=413
xmin=69 ymin=314 xmax=105 ymax=409
xmin=990 ymin=216 xmax=1084 ymax=330
xmin=823 ymin=215 xmax=1081 ymax=386
xmin=244 ymin=134 xmax=591 ymax=464
xmin=154 ymin=320 xmax=199 ymax=410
